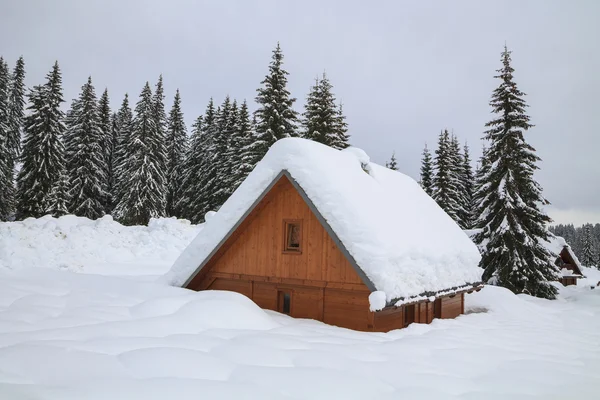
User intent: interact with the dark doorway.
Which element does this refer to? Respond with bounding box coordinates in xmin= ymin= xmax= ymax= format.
xmin=434 ymin=298 xmax=442 ymax=319
xmin=404 ymin=304 xmax=415 ymax=327
xmin=278 ymin=290 xmax=291 ymax=314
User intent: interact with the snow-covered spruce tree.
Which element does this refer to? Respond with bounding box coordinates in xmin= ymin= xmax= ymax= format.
xmin=449 ymin=134 xmax=468 ymax=228
xmin=0 ymin=58 xmax=12 ymax=220
xmin=208 ymin=96 xmax=235 ymax=210
xmin=165 ymin=89 xmax=188 ymax=217
xmin=16 ymin=62 xmax=67 ymax=219
xmin=432 ymin=129 xmax=461 ymax=222
xmin=302 ymin=73 xmax=347 ymax=149
xmin=419 ymin=144 xmax=434 ymax=196
xmin=64 ymin=77 xmax=108 ymax=219
xmin=111 ymin=94 xmax=133 ymax=208
xmin=114 ymin=82 xmax=167 ymax=225
xmin=221 ymin=99 xmax=245 ymax=199
xmin=580 ymin=224 xmax=597 ymax=268
xmin=151 ymin=75 xmax=169 ymax=200
xmin=474 ymin=46 xmax=559 ymax=299
xmin=332 ymin=102 xmax=350 ymax=149
xmin=6 ymin=56 xmax=26 ymax=159
xmin=234 ymin=100 xmax=255 ymax=187
xmin=176 ymin=114 xmax=204 ymax=221
xmin=46 ymin=166 xmax=70 ymax=217
xmin=254 ymin=42 xmax=298 ymax=156
xmin=459 ymin=142 xmax=476 ymax=229
xmin=178 ymin=99 xmax=218 ymax=223
xmin=385 ymin=152 xmax=398 ymax=170
xmin=97 ymin=88 xmax=113 ymax=212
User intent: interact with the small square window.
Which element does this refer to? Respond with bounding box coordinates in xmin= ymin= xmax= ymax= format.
xmin=283 ymin=220 xmax=302 ymax=253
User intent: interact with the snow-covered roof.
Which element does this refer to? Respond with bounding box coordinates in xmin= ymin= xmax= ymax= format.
xmin=165 ymin=138 xmax=482 ymax=303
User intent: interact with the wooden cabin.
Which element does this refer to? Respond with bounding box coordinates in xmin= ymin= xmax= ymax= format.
xmin=549 ymin=241 xmax=584 ymax=286
xmin=168 ymin=139 xmax=483 ymax=332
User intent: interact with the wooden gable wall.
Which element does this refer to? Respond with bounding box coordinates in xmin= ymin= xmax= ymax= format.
xmin=186 ymin=174 xmax=369 ymax=292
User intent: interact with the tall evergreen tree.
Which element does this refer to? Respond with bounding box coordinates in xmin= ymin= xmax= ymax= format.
xmin=114 ymin=82 xmax=167 ymax=225
xmin=47 ymin=166 xmax=70 ymax=217
xmin=97 ymin=88 xmax=113 ymax=211
xmin=111 ymin=94 xmax=133 ymax=207
xmin=234 ymin=100 xmax=255 ymax=187
xmin=432 ymin=129 xmax=461 ymax=221
xmin=254 ymin=43 xmax=298 ymax=156
xmin=0 ymin=58 xmax=12 ymax=219
xmin=208 ymin=96 xmax=235 ymax=209
xmin=64 ymin=77 xmax=107 ymax=219
xmin=419 ymin=144 xmax=434 ymax=196
xmin=16 ymin=62 xmax=67 ymax=219
xmin=165 ymin=89 xmax=188 ymax=217
xmin=580 ymin=224 xmax=597 ymax=268
xmin=459 ymin=142 xmax=476 ymax=229
xmin=1 ymin=57 xmax=27 ymax=219
xmin=302 ymin=73 xmax=348 ymax=149
xmin=177 ymin=99 xmax=218 ymax=223
xmin=385 ymin=152 xmax=398 ymax=170
xmin=6 ymin=56 xmax=26 ymax=159
xmin=177 ymin=114 xmax=205 ymax=221
xmin=449 ymin=134 xmax=468 ymax=228
xmin=474 ymin=46 xmax=558 ymax=299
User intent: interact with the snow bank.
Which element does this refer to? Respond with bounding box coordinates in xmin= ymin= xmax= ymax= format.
xmin=0 ymin=215 xmax=202 ymax=278
xmin=167 ymin=138 xmax=482 ymax=301
xmin=1 ymin=266 xmax=600 ymax=399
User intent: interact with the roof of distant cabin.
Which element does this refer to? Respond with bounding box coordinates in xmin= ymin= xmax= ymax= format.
xmin=165 ymin=138 xmax=483 ymax=303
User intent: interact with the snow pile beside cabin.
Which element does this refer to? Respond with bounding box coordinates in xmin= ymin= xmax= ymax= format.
xmin=0 ymin=215 xmax=201 ymax=278
xmin=167 ymin=138 xmax=482 ymax=303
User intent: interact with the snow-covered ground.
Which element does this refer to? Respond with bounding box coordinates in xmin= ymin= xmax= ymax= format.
xmin=1 ymin=217 xmax=599 ymax=399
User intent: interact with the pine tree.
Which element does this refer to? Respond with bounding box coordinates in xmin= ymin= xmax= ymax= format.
xmin=332 ymin=102 xmax=350 ymax=149
xmin=474 ymin=46 xmax=559 ymax=299
xmin=165 ymin=89 xmax=188 ymax=217
xmin=177 ymin=114 xmax=204 ymax=221
xmin=6 ymin=56 xmax=26 ymax=159
xmin=0 ymin=58 xmax=12 ymax=220
xmin=208 ymin=96 xmax=234 ymax=210
xmin=385 ymin=152 xmax=398 ymax=170
xmin=419 ymin=144 xmax=434 ymax=196
xmin=459 ymin=142 xmax=476 ymax=229
xmin=449 ymin=134 xmax=468 ymax=228
xmin=111 ymin=94 xmax=133 ymax=207
xmin=97 ymin=88 xmax=113 ymax=211
xmin=234 ymin=100 xmax=255 ymax=187
xmin=177 ymin=99 xmax=217 ymax=223
xmin=432 ymin=130 xmax=461 ymax=221
xmin=64 ymin=77 xmax=108 ymax=219
xmin=114 ymin=82 xmax=167 ymax=225
xmin=16 ymin=62 xmax=67 ymax=219
xmin=254 ymin=42 xmax=298 ymax=156
xmin=47 ymin=166 xmax=70 ymax=217
xmin=580 ymin=224 xmax=597 ymax=268
xmin=0 ymin=57 xmax=26 ymax=220
xmin=302 ymin=73 xmax=348 ymax=149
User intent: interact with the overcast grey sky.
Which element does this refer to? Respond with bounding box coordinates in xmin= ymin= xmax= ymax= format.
xmin=2 ymin=0 xmax=599 ymax=225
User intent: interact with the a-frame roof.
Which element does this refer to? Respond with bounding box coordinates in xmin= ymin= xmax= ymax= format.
xmin=165 ymin=138 xmax=483 ymax=303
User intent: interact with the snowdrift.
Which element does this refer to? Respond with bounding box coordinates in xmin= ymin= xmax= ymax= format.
xmin=0 ymin=215 xmax=201 ymax=278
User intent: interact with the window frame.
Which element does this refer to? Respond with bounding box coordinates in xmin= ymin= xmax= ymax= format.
xmin=283 ymin=219 xmax=303 ymax=254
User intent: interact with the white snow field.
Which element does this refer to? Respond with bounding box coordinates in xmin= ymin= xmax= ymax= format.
xmin=1 ymin=217 xmax=600 ymax=399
